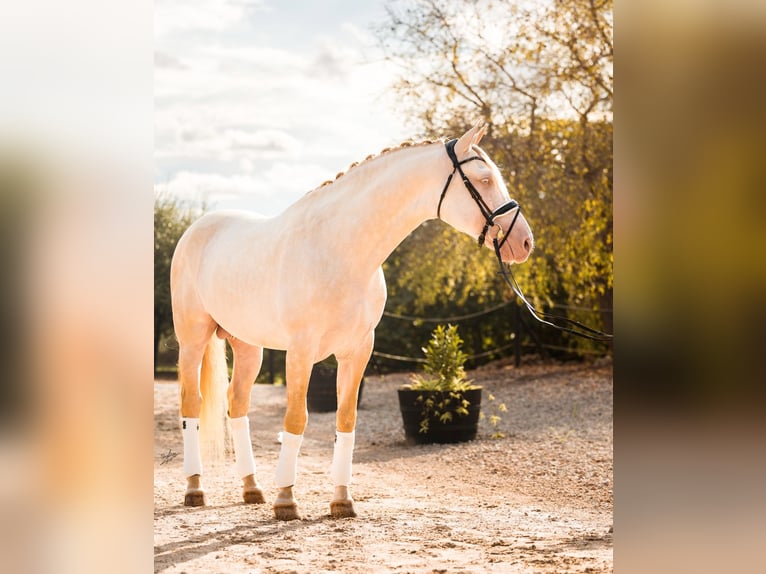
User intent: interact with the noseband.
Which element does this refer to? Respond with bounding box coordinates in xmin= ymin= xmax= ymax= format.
xmin=436 ymin=139 xmax=613 ymax=342
xmin=437 ymin=138 xmax=521 ymax=250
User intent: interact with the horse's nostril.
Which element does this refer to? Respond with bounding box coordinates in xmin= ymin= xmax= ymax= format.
xmin=523 ymin=238 xmax=531 ymax=253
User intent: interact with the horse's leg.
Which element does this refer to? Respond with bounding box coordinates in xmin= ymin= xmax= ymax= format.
xmin=177 ymin=319 xmax=216 ymax=507
xmin=225 ymin=333 xmax=265 ymax=504
xmin=330 ymin=332 xmax=374 ymax=518
xmin=273 ymin=348 xmax=313 ymax=521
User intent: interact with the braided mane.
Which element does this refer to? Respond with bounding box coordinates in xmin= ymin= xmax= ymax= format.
xmin=312 ymin=139 xmax=440 ymax=191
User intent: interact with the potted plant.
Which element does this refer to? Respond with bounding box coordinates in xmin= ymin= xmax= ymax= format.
xmin=306 ymin=358 xmax=365 ymax=413
xmin=398 ymin=324 xmax=482 ymax=444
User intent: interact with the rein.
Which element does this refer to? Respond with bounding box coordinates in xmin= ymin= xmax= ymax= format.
xmin=438 ymin=139 xmax=613 ymax=343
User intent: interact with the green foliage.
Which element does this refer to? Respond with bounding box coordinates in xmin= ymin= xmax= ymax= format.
xmin=154 ymin=192 xmax=200 ymax=370
xmin=377 ymin=221 xmax=518 ymax=373
xmin=384 ymin=221 xmax=502 ymax=312
xmin=414 ymin=390 xmax=472 ymax=434
xmin=404 ymin=325 xmax=481 ymax=434
xmin=377 ymin=0 xmax=613 ymax=358
xmin=480 ymin=392 xmax=509 ymax=440
xmin=406 ymin=325 xmax=474 ymax=392
xmin=403 ymin=325 xmax=508 ymax=436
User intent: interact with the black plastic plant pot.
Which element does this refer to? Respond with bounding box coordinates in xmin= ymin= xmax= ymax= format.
xmin=306 ymin=363 xmax=365 ymax=413
xmin=397 ymin=387 xmax=482 ymax=445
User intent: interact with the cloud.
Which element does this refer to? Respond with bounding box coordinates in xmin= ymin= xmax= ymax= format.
xmin=159 ymin=171 xmax=265 ymax=201
xmin=212 ymin=46 xmax=307 ymax=76
xmin=155 ymin=120 xmax=302 ymax=163
xmin=310 ymin=39 xmax=350 ymax=80
xmin=154 ymin=51 xmax=186 ymax=70
xmin=156 ymin=161 xmax=332 ymax=215
xmin=225 ymin=129 xmax=302 ymax=155
xmin=154 ymin=0 xmax=268 ymax=38
xmin=154 ymin=1 xmax=410 ymax=216
xmin=340 ymin=21 xmax=375 ymax=48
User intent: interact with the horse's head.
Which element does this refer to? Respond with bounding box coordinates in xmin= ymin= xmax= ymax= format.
xmin=437 ymin=124 xmax=534 ymax=265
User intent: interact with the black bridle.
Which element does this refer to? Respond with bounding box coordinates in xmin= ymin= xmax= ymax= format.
xmin=437 ymin=138 xmax=519 ymax=249
xmin=438 ymin=139 xmax=613 ymax=342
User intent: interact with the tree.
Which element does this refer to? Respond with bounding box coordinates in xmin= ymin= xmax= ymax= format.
xmin=154 ymin=193 xmax=199 ymax=371
xmin=377 ymin=0 xmax=613 ymax=355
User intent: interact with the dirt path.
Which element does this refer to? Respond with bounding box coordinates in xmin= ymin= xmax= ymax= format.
xmin=154 ymin=361 xmax=613 ymax=573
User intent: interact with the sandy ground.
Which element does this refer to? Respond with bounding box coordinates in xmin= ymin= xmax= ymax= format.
xmin=154 ymin=360 xmax=613 ymax=573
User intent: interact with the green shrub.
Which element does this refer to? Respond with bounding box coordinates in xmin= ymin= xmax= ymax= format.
xmin=407 ymin=324 xmax=475 ymax=392
xmin=404 ymin=325 xmax=478 ymax=433
xmin=404 ymin=324 xmax=507 ymax=437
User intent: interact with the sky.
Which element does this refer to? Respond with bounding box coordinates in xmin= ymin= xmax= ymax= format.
xmin=154 ymin=0 xmax=411 ymax=216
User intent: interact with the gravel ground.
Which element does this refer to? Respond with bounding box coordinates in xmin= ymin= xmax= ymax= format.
xmin=154 ymin=359 xmax=613 ymax=573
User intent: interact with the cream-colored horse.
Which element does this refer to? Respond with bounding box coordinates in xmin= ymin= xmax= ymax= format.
xmin=170 ymin=123 xmax=533 ymax=520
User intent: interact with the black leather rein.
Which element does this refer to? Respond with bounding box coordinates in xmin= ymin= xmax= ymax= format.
xmin=437 ymin=138 xmax=613 ymax=343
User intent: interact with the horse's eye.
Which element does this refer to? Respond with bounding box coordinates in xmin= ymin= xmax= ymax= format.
xmin=481 ymin=178 xmax=490 ymax=185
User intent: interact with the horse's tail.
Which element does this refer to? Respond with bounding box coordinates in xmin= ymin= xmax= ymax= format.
xmin=199 ymin=335 xmax=230 ymax=461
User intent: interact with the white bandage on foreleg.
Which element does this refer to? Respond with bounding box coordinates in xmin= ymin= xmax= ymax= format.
xmin=181 ymin=417 xmax=203 ymax=477
xmin=229 ymin=416 xmax=256 ymax=479
xmin=331 ymin=430 xmax=356 ymax=486
xmin=274 ymin=431 xmax=303 ymax=488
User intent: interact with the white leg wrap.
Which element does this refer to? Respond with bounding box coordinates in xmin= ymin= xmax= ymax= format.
xmin=331 ymin=430 xmax=355 ymax=486
xmin=274 ymin=431 xmax=303 ymax=488
xmin=229 ymin=416 xmax=256 ymax=479
xmin=181 ymin=417 xmax=203 ymax=477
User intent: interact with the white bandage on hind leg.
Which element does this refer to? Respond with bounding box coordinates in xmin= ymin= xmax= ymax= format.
xmin=229 ymin=416 xmax=256 ymax=479
xmin=181 ymin=417 xmax=203 ymax=477
xmin=331 ymin=430 xmax=356 ymax=486
xmin=274 ymin=431 xmax=303 ymax=488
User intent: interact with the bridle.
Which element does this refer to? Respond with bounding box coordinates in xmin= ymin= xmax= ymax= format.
xmin=437 ymin=138 xmax=613 ymax=342
xmin=437 ymin=138 xmax=520 ymax=250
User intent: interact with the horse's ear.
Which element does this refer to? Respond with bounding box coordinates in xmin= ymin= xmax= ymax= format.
xmin=474 ymin=123 xmax=488 ymax=145
xmin=455 ymin=122 xmax=488 ymax=156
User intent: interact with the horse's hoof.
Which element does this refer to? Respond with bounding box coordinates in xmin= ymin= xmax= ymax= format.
xmin=184 ymin=490 xmax=206 ymax=507
xmin=273 ymin=502 xmax=300 ymax=521
xmin=243 ymin=487 xmax=266 ymax=504
xmin=330 ymin=499 xmax=357 ymax=519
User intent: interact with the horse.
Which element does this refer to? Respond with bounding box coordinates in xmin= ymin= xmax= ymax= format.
xmin=170 ymin=123 xmax=534 ymax=520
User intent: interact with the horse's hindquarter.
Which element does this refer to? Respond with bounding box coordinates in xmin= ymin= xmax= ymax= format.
xmin=192 ymin=212 xmax=291 ymax=348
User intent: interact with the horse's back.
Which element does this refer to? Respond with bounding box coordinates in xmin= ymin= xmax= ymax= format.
xmin=181 ymin=210 xmax=268 ymax=244
xmin=174 ymin=209 xmax=271 ymax=266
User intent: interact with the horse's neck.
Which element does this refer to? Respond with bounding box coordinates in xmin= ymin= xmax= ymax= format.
xmin=291 ymin=143 xmax=447 ymax=277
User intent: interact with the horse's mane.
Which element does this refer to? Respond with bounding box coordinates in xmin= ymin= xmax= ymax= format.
xmin=310 ymin=139 xmax=440 ymax=192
